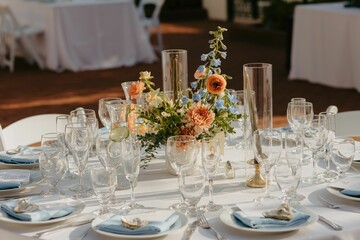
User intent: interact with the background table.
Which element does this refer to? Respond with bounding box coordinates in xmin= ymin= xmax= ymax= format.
xmin=1 ymin=0 xmax=157 ymax=72
xmin=1 ymin=146 xmax=360 ymax=239
xmin=289 ymin=3 xmax=360 ymax=92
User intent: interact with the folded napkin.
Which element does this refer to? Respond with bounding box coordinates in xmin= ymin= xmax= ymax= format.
xmin=232 ymin=209 xmax=310 ymax=229
xmin=0 ymin=181 xmax=21 ymax=190
xmin=1 ymin=197 xmax=74 ymax=222
xmin=341 ymin=189 xmax=360 ymax=197
xmin=0 ymin=154 xmax=38 ymax=164
xmin=97 ymin=210 xmax=179 ymax=235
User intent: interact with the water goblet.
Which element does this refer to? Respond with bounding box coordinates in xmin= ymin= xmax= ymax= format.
xmin=331 ymin=137 xmax=355 ymax=178
xmin=253 ymin=129 xmax=282 ymax=205
xmin=39 ymin=151 xmax=66 ymax=195
xmin=98 ymin=98 xmax=122 ymax=130
xmin=274 ymin=157 xmax=302 ymax=206
xmin=201 ymin=138 xmax=222 ymax=212
xmin=90 ymin=166 xmax=117 ymax=215
xmin=41 ymin=132 xmax=64 ymax=158
xmin=166 ymin=135 xmax=197 ymax=211
xmin=65 ymin=122 xmax=93 ymax=198
xmin=319 ymin=111 xmax=338 ymax=181
xmin=122 ymin=138 xmax=143 ymax=209
xmin=302 ymin=114 xmax=327 ymax=184
xmin=179 ymin=168 xmax=206 ymax=217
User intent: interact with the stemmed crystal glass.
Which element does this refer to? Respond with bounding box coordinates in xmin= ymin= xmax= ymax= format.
xmin=201 ymin=138 xmax=222 ymax=212
xmin=253 ymin=129 xmax=282 ymax=205
xmin=274 ymin=157 xmax=302 ymax=206
xmin=122 ymin=138 xmax=143 ymax=209
xmin=39 ymin=151 xmax=66 ymax=195
xmin=166 ymin=135 xmax=197 ymax=211
xmin=331 ymin=137 xmax=355 ymax=178
xmin=179 ymin=168 xmax=205 ymax=217
xmin=56 ymin=114 xmax=76 ymax=179
xmin=98 ymin=98 xmax=122 ymax=130
xmin=65 ymin=122 xmax=93 ymax=198
xmin=302 ymin=114 xmax=327 ymax=184
xmin=319 ymin=112 xmax=338 ymax=181
xmin=90 ymin=166 xmax=117 ymax=215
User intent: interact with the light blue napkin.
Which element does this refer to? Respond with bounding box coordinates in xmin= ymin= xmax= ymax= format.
xmin=96 ymin=213 xmax=179 ymax=235
xmin=232 ymin=210 xmax=310 ymax=229
xmin=0 ymin=146 xmax=41 ymax=164
xmin=1 ymin=197 xmax=74 ymax=222
xmin=0 ymin=181 xmax=21 ymax=190
xmin=341 ymin=189 xmax=360 ymax=197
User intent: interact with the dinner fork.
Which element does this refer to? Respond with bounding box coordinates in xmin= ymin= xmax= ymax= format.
xmin=198 ymin=213 xmax=227 ymax=240
xmin=319 ymin=196 xmax=360 ymax=213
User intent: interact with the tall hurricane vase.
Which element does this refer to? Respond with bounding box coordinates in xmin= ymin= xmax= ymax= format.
xmin=243 ymin=63 xmax=273 ymax=188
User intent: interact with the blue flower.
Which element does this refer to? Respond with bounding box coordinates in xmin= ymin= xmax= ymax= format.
xmin=201 ymin=54 xmax=208 ymax=61
xmin=190 ymin=81 xmax=198 ymax=89
xmin=215 ymin=98 xmax=225 ymax=110
xmin=228 ymin=93 xmax=237 ymax=103
xmin=192 ymin=93 xmax=201 ymax=102
xmin=199 ymin=89 xmax=207 ymax=98
xmin=208 ymin=51 xmax=214 ymax=57
xmin=197 ymin=65 xmax=205 ymax=72
xmin=229 ymin=106 xmax=237 ymax=114
xmin=220 ymin=52 xmax=227 ymax=59
xmin=211 ymin=58 xmax=221 ymax=67
xmin=208 ymin=70 xmax=213 ymax=76
xmin=181 ymin=96 xmax=188 ymax=105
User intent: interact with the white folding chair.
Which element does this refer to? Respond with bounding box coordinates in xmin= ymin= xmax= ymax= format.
xmin=0 ymin=124 xmax=5 ymax=151
xmin=137 ymin=0 xmax=165 ymax=52
xmin=2 ymin=114 xmax=60 ymax=150
xmin=335 ymin=110 xmax=360 ymax=137
xmin=0 ymin=5 xmax=44 ymax=72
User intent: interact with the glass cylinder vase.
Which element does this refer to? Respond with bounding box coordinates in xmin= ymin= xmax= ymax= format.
xmin=161 ymin=49 xmax=188 ymax=101
xmin=243 ymin=63 xmax=273 ymax=188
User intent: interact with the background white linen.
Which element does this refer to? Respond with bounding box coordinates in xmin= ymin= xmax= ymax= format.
xmin=1 ymin=0 xmax=157 ymax=71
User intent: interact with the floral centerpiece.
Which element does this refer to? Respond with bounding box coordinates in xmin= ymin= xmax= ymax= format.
xmin=127 ymin=27 xmax=241 ymax=163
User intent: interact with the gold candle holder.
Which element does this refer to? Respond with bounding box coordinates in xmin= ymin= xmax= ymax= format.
xmin=245 ymin=159 xmax=265 ymax=188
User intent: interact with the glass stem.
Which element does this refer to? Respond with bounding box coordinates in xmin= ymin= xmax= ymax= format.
xmin=264 ymin=171 xmax=270 ymax=197
xmin=312 ymin=152 xmax=317 ymax=179
xmin=130 ymin=180 xmax=135 ymax=206
xmin=325 ymin=147 xmax=331 ymax=171
xmin=79 ymin=171 xmax=84 ymax=190
xmin=208 ymin=178 xmax=214 ymax=204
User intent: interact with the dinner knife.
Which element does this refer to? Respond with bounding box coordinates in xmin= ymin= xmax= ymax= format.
xmin=182 ymin=220 xmax=198 ymax=240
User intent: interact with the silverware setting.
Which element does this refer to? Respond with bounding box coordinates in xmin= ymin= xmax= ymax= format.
xmin=198 ymin=213 xmax=227 ymax=240
xmin=319 ymin=196 xmax=360 ymax=213
xmin=318 ymin=215 xmax=343 ymax=231
xmin=182 ymin=220 xmax=198 ymax=240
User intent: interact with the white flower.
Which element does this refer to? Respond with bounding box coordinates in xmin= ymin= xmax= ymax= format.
xmin=161 ymin=112 xmax=170 ymax=117
xmin=145 ymin=89 xmax=162 ymax=108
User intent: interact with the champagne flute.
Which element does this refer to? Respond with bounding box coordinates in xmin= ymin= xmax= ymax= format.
xmin=98 ymin=98 xmax=122 ymax=130
xmin=65 ymin=122 xmax=93 ymax=198
xmin=331 ymin=137 xmax=355 ymax=178
xmin=302 ymin=114 xmax=327 ymax=184
xmin=90 ymin=165 xmax=117 ymax=215
xmin=201 ymin=138 xmax=222 ymax=212
xmin=253 ymin=129 xmax=282 ymax=205
xmin=122 ymin=138 xmax=142 ymax=209
xmin=166 ymin=135 xmax=197 ymax=210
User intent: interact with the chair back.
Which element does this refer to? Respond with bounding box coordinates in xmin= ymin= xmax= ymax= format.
xmin=335 ymin=110 xmax=360 ymax=137
xmin=138 ymin=0 xmax=165 ymax=24
xmin=2 ymin=114 xmax=60 ymax=150
xmin=0 ymin=124 xmax=5 ymax=151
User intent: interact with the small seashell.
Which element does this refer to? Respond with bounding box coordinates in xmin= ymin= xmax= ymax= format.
xmin=262 ymin=203 xmax=293 ymax=221
xmin=14 ymin=199 xmax=39 ymax=213
xmin=225 ymin=161 xmax=235 ymax=179
xmin=121 ymin=216 xmax=148 ymax=229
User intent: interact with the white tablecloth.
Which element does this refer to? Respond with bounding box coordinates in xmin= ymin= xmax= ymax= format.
xmin=1 ymin=0 xmax=157 ymax=71
xmin=289 ymin=3 xmax=360 ymax=92
xmin=1 ymin=147 xmax=360 ymax=239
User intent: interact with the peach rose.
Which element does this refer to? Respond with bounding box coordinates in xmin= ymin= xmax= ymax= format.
xmin=194 ymin=69 xmax=206 ymax=80
xmin=185 ymin=102 xmax=215 ymax=135
xmin=205 ymin=74 xmax=226 ymax=95
xmin=128 ymin=81 xmax=145 ymax=100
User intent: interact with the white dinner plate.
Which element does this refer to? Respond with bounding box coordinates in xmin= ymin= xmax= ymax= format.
xmin=0 ymin=169 xmax=42 ymax=195
xmin=326 ymin=175 xmax=360 ymax=201
xmin=0 ymin=195 xmax=85 ymax=225
xmin=219 ymin=207 xmax=318 ymax=233
xmin=0 ymin=161 xmax=39 ymax=170
xmin=92 ymin=211 xmax=188 ymax=239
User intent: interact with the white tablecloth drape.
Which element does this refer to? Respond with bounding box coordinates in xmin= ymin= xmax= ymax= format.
xmin=289 ymin=3 xmax=360 ymax=92
xmin=1 ymin=0 xmax=157 ymax=71
xmin=1 ymin=147 xmax=360 ymax=239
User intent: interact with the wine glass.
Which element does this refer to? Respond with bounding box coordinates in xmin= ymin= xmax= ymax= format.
xmin=98 ymin=98 xmax=122 ymax=130
xmin=253 ymin=129 xmax=282 ymax=205
xmin=302 ymin=114 xmax=327 ymax=184
xmin=56 ymin=115 xmax=76 ymax=180
xmin=90 ymin=165 xmax=117 ymax=215
xmin=179 ymin=168 xmax=206 ymax=217
xmin=319 ymin=111 xmax=338 ymax=181
xmin=122 ymin=138 xmax=142 ymax=209
xmin=65 ymin=122 xmax=93 ymax=198
xmin=331 ymin=137 xmax=355 ymax=178
xmin=39 ymin=151 xmax=66 ymax=195
xmin=166 ymin=135 xmax=197 ymax=210
xmin=201 ymin=138 xmax=222 ymax=212
xmin=274 ymin=157 xmax=302 ymax=206
xmin=41 ymin=132 xmax=64 ymax=158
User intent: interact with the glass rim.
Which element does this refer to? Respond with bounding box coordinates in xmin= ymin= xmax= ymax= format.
xmin=243 ymin=63 xmax=272 ymax=68
xmin=167 ymin=135 xmax=196 ymax=142
xmin=161 ymin=49 xmax=187 ymax=54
